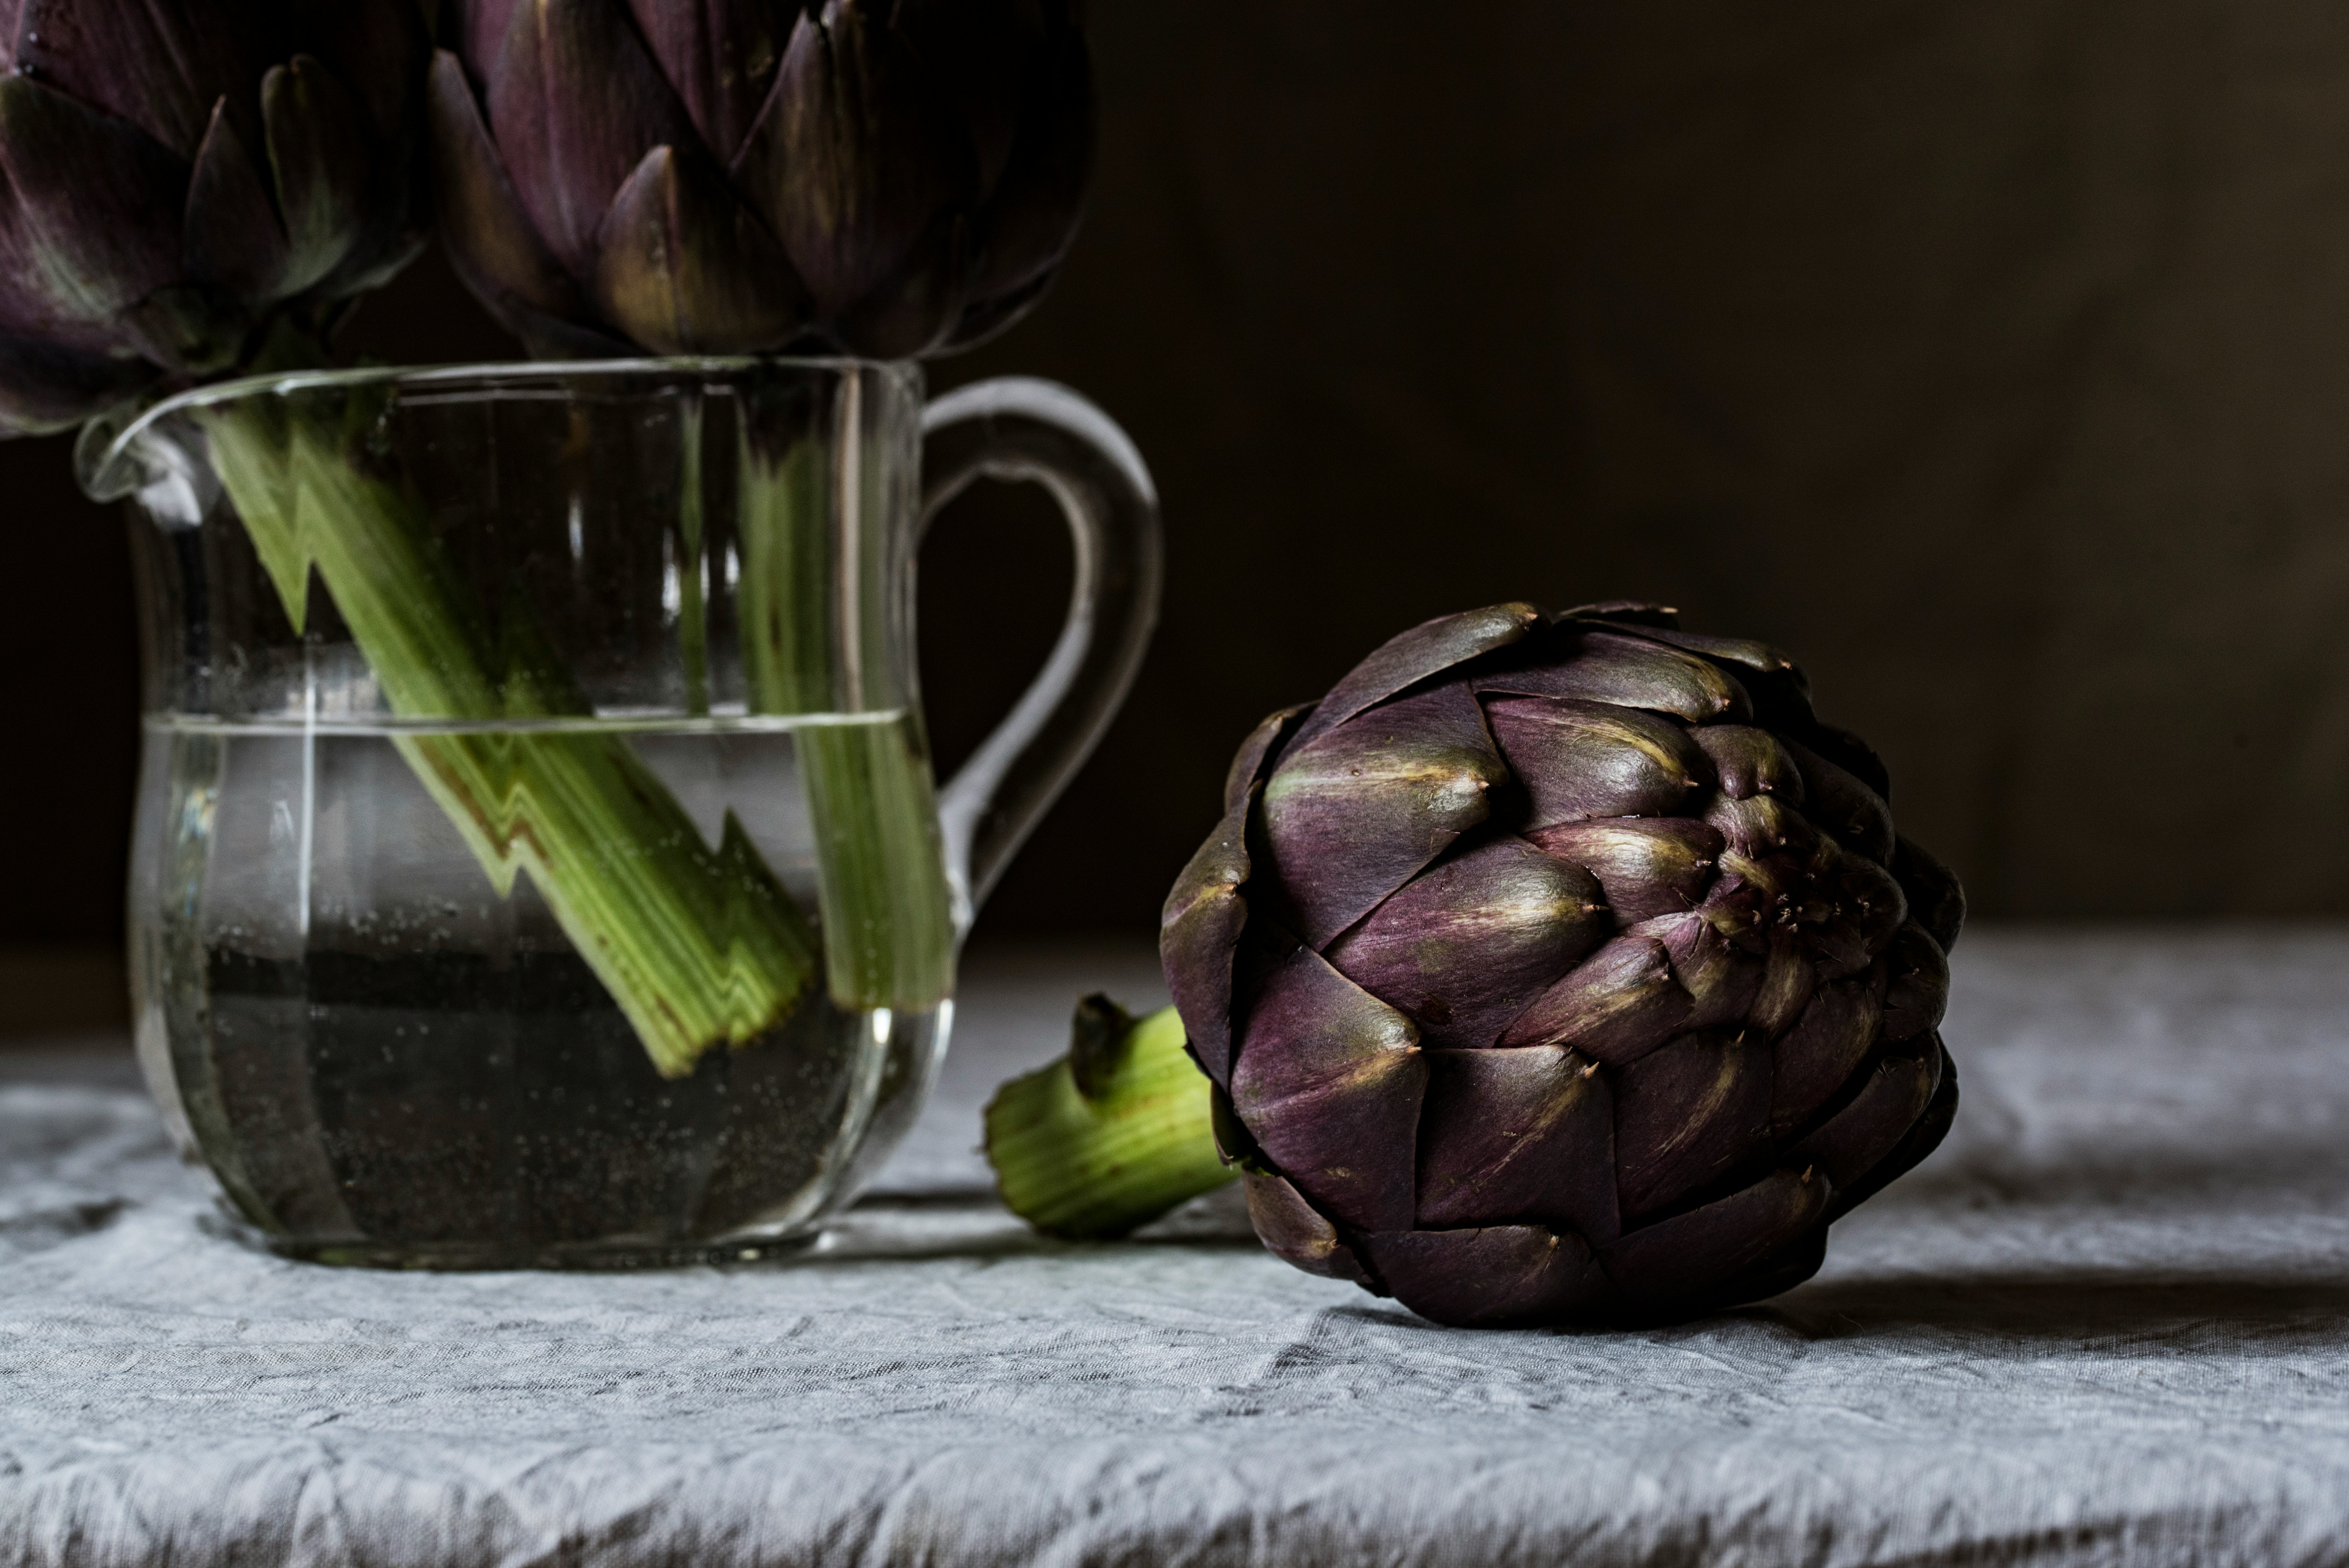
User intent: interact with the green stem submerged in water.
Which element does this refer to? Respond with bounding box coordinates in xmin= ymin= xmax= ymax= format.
xmin=735 ymin=415 xmax=955 ymax=1017
xmin=200 ymin=390 xmax=824 ymax=1078
xmin=984 ymin=996 xmax=1235 ymax=1239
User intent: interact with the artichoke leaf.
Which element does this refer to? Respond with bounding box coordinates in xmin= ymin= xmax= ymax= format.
xmin=734 ymin=0 xmax=977 ymax=319
xmin=1600 ymin=1167 xmax=1830 ymax=1315
xmin=1243 ymin=1170 xmax=1373 ymax=1286
xmin=1415 ymin=1044 xmax=1617 ymax=1241
xmin=184 ymin=98 xmax=289 ymax=303
xmin=1892 ymin=835 xmax=1967 ymax=954
xmin=1230 ymin=945 xmax=1426 ymax=1233
xmin=1790 ymin=1033 xmax=1942 ymax=1191
xmin=1879 ymin=922 xmax=1952 ymax=1042
xmin=487 ymin=0 xmax=702 ymax=274
xmin=1475 ymin=629 xmax=1751 ymax=726
xmin=262 ymin=55 xmax=374 ymax=296
xmin=1770 ymin=966 xmax=1889 ymax=1136
xmin=1823 ymin=1037 xmax=1957 ymax=1221
xmin=590 ymin=142 xmax=806 ymax=354
xmin=1614 ymin=1030 xmax=1770 ymax=1220
xmin=1484 ymin=695 xmax=1715 ymax=828
xmin=1500 ymin=932 xmax=1691 ymax=1065
xmin=0 ymin=75 xmax=187 ymax=331
xmin=426 ymin=48 xmax=590 ymax=323
xmin=1260 ymin=681 xmax=1505 ymax=948
xmin=1289 ymin=600 xmax=1540 ymax=751
xmin=1356 ymin=1224 xmax=1606 ymax=1328
xmin=1327 ymin=836 xmax=1607 ymax=1051
xmin=1692 ymin=724 xmax=1807 ymax=803
xmin=1527 ymin=817 xmax=1723 ymax=928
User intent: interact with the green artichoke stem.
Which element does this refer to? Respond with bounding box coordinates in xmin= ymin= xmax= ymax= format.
xmin=984 ymin=997 xmax=1235 ymax=1240
xmin=736 ymin=424 xmax=955 ymax=1014
xmin=198 ymin=391 xmax=820 ymax=1079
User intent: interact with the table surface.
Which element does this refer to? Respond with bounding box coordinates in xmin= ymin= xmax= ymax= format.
xmin=6 ymin=929 xmax=2349 ymax=1568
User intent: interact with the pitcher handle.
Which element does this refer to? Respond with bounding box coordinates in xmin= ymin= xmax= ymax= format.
xmin=921 ymin=378 xmax=1162 ymax=925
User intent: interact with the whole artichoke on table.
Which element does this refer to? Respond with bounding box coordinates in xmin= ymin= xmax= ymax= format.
xmin=1165 ymin=602 xmax=1964 ymax=1326
xmin=0 ymin=0 xmax=430 ymax=435
xmin=992 ymin=600 xmax=1964 ymax=1327
xmin=430 ymin=0 xmax=1094 ymax=359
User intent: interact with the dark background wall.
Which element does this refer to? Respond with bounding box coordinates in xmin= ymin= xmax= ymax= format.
xmin=7 ymin=2 xmax=2349 ymax=975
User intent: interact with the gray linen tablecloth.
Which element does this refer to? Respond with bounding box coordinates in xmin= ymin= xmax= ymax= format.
xmin=5 ymin=928 xmax=2349 ymax=1567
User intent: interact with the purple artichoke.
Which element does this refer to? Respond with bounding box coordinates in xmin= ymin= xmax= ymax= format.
xmin=0 ymin=0 xmax=431 ymax=436
xmin=1162 ymin=602 xmax=1964 ymax=1327
xmin=430 ymin=0 xmax=1094 ymax=361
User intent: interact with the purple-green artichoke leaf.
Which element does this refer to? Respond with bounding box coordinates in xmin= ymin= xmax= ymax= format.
xmin=1356 ymin=1225 xmax=1606 ymax=1328
xmin=1704 ymin=792 xmax=1819 ymax=865
xmin=1475 ymin=628 xmax=1751 ymax=725
xmin=1782 ymin=735 xmax=1896 ymax=866
xmin=1749 ymin=927 xmax=1818 ymax=1040
xmin=15 ymin=0 xmax=276 ymax=160
xmin=734 ymin=1 xmax=978 ymax=322
xmin=1613 ymin=1030 xmax=1770 ymax=1220
xmin=1803 ymin=720 xmax=1893 ymax=804
xmin=1415 ymin=1044 xmax=1616 ymax=1241
xmin=426 ymin=48 xmax=588 ymax=328
xmin=1229 ymin=945 xmax=1426 ymax=1233
xmin=448 ymin=0 xmax=525 ymax=90
xmin=1160 ymin=705 xmax=1312 ymax=1086
xmin=590 ymin=142 xmax=807 ymax=354
xmin=1634 ymin=1223 xmax=1829 ymax=1326
xmin=1892 ymin=835 xmax=1966 ymax=954
xmin=1289 ymin=602 xmax=1540 ymax=751
xmin=1553 ymin=600 xmax=1681 ymax=629
xmin=1159 ymin=791 xmax=1256 ymax=1088
xmin=1791 ymin=1033 xmax=1942 ymax=1191
xmin=1879 ymin=922 xmax=1951 ymax=1042
xmin=1831 ymin=848 xmax=1909 ymax=960
xmin=1224 ymin=703 xmax=1311 ymax=815
xmin=1595 ymin=622 xmax=1815 ymax=723
xmin=1633 ymin=910 xmax=1763 ymax=1031
xmin=1527 ymin=817 xmax=1723 ymax=928
xmin=487 ymin=0 xmax=701 ymax=276
xmin=0 ymin=75 xmax=187 ymax=334
xmin=1260 ymin=682 xmax=1505 ymax=949
xmin=1326 ymin=836 xmax=1607 ymax=1050
xmin=1823 ymin=1036 xmax=1957 ymax=1221
xmin=1499 ymin=932 xmax=1691 ymax=1064
xmin=827 ymin=207 xmax=968 ymax=358
xmin=1600 ymin=1166 xmax=1829 ymax=1311
xmin=1242 ymin=1169 xmax=1374 ymax=1286
xmin=1770 ymin=965 xmax=1887 ymax=1137
xmin=184 ymin=97 xmax=289 ymax=303
xmin=1485 ymin=695 xmax=1716 ymax=828
xmin=262 ymin=56 xmax=373 ymax=295
xmin=1691 ymin=724 xmax=1805 ymax=803
xmin=620 ymin=0 xmax=789 ymax=164
xmin=118 ymin=282 xmax=247 ymax=376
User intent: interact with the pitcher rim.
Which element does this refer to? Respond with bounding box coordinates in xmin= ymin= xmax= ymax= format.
xmin=81 ymin=355 xmax=925 ymax=503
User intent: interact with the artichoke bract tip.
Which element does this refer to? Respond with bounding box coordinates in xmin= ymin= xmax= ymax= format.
xmin=1164 ymin=601 xmax=1964 ymax=1329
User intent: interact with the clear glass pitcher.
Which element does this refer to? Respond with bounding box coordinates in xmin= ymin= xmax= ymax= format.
xmin=80 ymin=360 xmax=1159 ymax=1267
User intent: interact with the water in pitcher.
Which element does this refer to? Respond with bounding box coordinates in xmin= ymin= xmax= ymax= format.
xmin=129 ymin=709 xmax=956 ymax=1266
